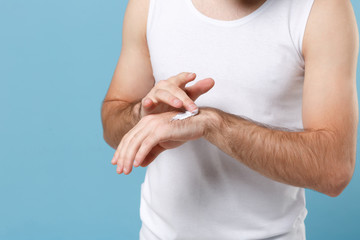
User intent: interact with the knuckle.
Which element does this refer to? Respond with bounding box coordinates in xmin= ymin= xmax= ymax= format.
xmin=122 ymin=154 xmax=130 ymax=165
xmin=131 ymin=132 xmax=140 ymax=142
xmin=143 ymin=114 xmax=154 ymax=122
xmin=122 ymin=132 xmax=129 ymax=141
xmin=179 ymin=72 xmax=188 ymax=78
xmin=168 ymin=96 xmax=178 ymax=102
xmin=167 ymin=84 xmax=178 ymax=92
xmin=169 ymin=74 xmax=181 ymax=83
xmin=154 ymin=88 xmax=161 ymax=95
xmin=134 ymin=153 xmax=143 ymax=164
xmin=142 ymin=139 xmax=151 ymax=147
xmin=114 ymin=150 xmax=120 ymax=160
xmin=153 ymin=88 xmax=160 ymax=99
xmin=125 ymin=159 xmax=132 ymax=167
xmin=117 ymin=155 xmax=124 ymax=166
xmin=157 ymin=80 xmax=167 ymax=87
xmin=123 ymin=137 xmax=132 ymax=147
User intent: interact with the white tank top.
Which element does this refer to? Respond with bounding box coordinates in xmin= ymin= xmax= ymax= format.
xmin=140 ymin=0 xmax=314 ymax=239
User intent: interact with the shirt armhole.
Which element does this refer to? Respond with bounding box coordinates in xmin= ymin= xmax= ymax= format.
xmin=288 ymin=0 xmax=315 ymax=64
xmin=146 ymin=0 xmax=156 ymax=44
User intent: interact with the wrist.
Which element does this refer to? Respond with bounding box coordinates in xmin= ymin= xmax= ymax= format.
xmin=198 ymin=107 xmax=222 ymax=139
xmin=132 ymin=101 xmax=142 ymax=124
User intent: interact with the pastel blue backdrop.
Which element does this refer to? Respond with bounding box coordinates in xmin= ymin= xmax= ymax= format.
xmin=0 ymin=0 xmax=359 ymax=239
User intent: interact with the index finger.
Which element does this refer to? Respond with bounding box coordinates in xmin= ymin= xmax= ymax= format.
xmin=170 ymin=72 xmax=196 ymax=87
xmin=171 ymin=87 xmax=198 ymax=112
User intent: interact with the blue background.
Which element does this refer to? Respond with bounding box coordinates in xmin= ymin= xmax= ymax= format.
xmin=0 ymin=0 xmax=359 ymax=239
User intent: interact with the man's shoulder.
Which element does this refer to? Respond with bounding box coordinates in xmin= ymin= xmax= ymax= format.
xmin=123 ymin=0 xmax=150 ymax=45
xmin=302 ymin=0 xmax=358 ymax=59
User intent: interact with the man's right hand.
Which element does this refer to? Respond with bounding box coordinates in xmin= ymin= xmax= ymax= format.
xmin=140 ymin=72 xmax=215 ymax=118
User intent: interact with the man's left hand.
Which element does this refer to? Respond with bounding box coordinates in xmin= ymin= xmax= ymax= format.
xmin=111 ymin=110 xmax=209 ymax=175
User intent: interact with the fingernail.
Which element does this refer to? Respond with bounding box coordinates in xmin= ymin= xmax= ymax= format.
xmin=143 ymin=99 xmax=150 ymax=106
xmin=173 ymin=99 xmax=181 ymax=106
xmin=133 ymin=161 xmax=138 ymax=167
xmin=112 ymin=156 xmax=117 ymax=163
xmin=190 ymin=104 xmax=197 ymax=111
xmin=123 ymin=167 xmax=127 ymax=173
xmin=191 ymin=109 xmax=198 ymax=114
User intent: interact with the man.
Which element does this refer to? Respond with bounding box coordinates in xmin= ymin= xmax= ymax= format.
xmin=101 ymin=0 xmax=359 ymax=239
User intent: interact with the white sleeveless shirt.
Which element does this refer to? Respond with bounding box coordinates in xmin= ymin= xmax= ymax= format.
xmin=140 ymin=0 xmax=315 ymax=239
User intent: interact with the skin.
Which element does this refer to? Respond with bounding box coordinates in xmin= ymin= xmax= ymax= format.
xmin=101 ymin=0 xmax=215 ymax=149
xmin=102 ymin=0 xmax=359 ymax=197
xmin=191 ymin=0 xmax=267 ymax=21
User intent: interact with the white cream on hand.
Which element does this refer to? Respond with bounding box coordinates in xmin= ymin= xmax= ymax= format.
xmin=171 ymin=108 xmax=199 ymax=121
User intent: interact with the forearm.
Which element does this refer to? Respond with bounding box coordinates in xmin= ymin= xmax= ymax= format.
xmin=101 ymin=99 xmax=141 ymax=149
xmin=202 ymin=107 xmax=353 ymax=197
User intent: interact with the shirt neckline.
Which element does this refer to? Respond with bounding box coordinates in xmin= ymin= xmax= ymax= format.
xmin=185 ymin=0 xmax=273 ymax=27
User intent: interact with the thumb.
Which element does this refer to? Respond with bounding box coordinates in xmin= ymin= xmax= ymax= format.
xmin=185 ymin=78 xmax=215 ymax=101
